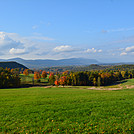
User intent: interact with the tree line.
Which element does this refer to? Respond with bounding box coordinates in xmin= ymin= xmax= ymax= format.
xmin=0 ymin=68 xmax=20 ymax=88
xmin=52 ymin=70 xmax=134 ymax=86
xmin=21 ymin=68 xmax=134 ymax=86
xmin=1 ymin=66 xmax=134 ymax=88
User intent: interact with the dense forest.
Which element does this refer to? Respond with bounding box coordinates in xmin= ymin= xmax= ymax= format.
xmin=52 ymin=69 xmax=134 ymax=86
xmin=1 ymin=64 xmax=134 ymax=88
xmin=39 ymin=64 xmax=134 ymax=86
xmin=0 ymin=68 xmax=20 ymax=88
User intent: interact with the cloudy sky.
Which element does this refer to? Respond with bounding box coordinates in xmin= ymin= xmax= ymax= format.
xmin=0 ymin=0 xmax=134 ymax=62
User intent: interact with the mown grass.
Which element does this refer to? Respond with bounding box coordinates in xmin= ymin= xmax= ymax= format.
xmin=121 ymin=79 xmax=134 ymax=85
xmin=0 ymin=87 xmax=134 ymax=133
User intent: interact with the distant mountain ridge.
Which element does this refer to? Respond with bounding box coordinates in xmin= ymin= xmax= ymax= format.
xmin=0 ymin=58 xmax=99 ymax=69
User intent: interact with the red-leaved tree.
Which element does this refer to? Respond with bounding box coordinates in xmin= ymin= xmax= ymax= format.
xmin=59 ymin=76 xmax=67 ymax=87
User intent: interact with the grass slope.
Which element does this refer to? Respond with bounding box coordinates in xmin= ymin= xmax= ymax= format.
xmin=0 ymin=87 xmax=134 ymax=133
xmin=121 ymin=79 xmax=134 ymax=85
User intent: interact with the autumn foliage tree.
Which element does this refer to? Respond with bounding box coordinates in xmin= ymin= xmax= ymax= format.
xmin=0 ymin=68 xmax=20 ymax=88
xmin=49 ymin=72 xmax=55 ymax=85
xmin=55 ymin=80 xmax=59 ymax=86
xmin=42 ymin=71 xmax=47 ymax=79
xmin=34 ymin=72 xmax=41 ymax=80
xmin=10 ymin=68 xmax=20 ymax=76
xmin=23 ymin=69 xmax=29 ymax=76
xmin=59 ymin=76 xmax=67 ymax=87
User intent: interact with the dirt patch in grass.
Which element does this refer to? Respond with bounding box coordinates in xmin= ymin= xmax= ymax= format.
xmin=87 ymin=85 xmax=134 ymax=90
xmin=87 ymin=86 xmax=123 ymax=90
xmin=125 ymin=85 xmax=134 ymax=89
xmin=29 ymin=84 xmax=134 ymax=90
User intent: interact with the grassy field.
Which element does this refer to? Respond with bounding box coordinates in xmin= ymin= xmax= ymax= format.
xmin=20 ymin=74 xmax=49 ymax=86
xmin=0 ymin=84 xmax=134 ymax=133
xmin=121 ymin=79 xmax=134 ymax=85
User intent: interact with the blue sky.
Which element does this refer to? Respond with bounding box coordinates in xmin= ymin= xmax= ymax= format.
xmin=0 ymin=0 xmax=134 ymax=62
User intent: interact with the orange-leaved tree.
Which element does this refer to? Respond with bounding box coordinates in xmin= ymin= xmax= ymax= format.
xmin=55 ymin=80 xmax=59 ymax=86
xmin=23 ymin=69 xmax=29 ymax=76
xmin=54 ymin=75 xmax=60 ymax=86
xmin=34 ymin=72 xmax=41 ymax=80
xmin=42 ymin=71 xmax=47 ymax=79
xmin=59 ymin=76 xmax=67 ymax=87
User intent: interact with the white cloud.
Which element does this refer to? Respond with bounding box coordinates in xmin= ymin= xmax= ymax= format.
xmin=86 ymin=48 xmax=98 ymax=53
xmin=53 ymin=45 xmax=73 ymax=52
xmin=86 ymin=48 xmax=102 ymax=53
xmin=126 ymin=46 xmax=134 ymax=52
xmin=118 ymin=46 xmax=134 ymax=56
xmin=0 ymin=32 xmax=23 ymax=49
xmin=98 ymin=49 xmax=102 ymax=52
xmin=0 ymin=32 xmax=39 ymax=57
xmin=0 ymin=31 xmax=59 ymax=59
xmin=9 ymin=48 xmax=26 ymax=55
xmin=120 ymin=52 xmax=127 ymax=56
xmin=3 ymin=31 xmax=134 ymax=61
xmin=0 ymin=31 xmax=57 ymax=57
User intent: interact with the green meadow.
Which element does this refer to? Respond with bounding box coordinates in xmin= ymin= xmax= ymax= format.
xmin=121 ymin=79 xmax=134 ymax=85
xmin=20 ymin=74 xmax=49 ymax=86
xmin=0 ymin=83 xmax=134 ymax=133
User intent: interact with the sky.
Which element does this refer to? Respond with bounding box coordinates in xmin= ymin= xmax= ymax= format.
xmin=0 ymin=0 xmax=134 ymax=62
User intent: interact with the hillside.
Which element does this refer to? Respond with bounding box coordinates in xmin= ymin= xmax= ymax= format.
xmin=0 ymin=61 xmax=28 ymax=70
xmin=0 ymin=58 xmax=99 ymax=68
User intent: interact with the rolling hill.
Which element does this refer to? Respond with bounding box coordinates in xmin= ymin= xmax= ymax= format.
xmin=0 ymin=61 xmax=28 ymax=70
